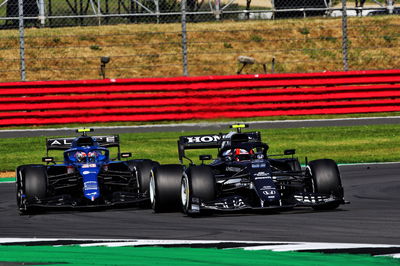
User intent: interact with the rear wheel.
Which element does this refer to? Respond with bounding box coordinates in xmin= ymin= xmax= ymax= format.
xmin=181 ymin=165 xmax=216 ymax=215
xmin=127 ymin=159 xmax=160 ymax=194
xmin=16 ymin=165 xmax=48 ymax=215
xmin=306 ymin=159 xmax=343 ymax=210
xmin=150 ymin=164 xmax=183 ymax=212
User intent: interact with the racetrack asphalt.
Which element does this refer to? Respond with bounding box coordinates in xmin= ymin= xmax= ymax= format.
xmin=2 ymin=116 xmax=400 ymax=138
xmin=1 ymin=163 xmax=399 ymax=245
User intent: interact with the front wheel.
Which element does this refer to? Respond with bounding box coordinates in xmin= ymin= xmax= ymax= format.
xmin=306 ymin=159 xmax=343 ymax=210
xmin=181 ymin=165 xmax=216 ymax=215
xmin=150 ymin=164 xmax=183 ymax=213
xmin=16 ymin=165 xmax=48 ymax=215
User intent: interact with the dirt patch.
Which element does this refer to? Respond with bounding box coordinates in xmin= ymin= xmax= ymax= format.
xmin=0 ymin=172 xmax=14 ymax=178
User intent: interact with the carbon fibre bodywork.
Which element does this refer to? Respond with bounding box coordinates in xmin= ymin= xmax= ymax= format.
xmin=177 ymin=126 xmax=347 ymax=215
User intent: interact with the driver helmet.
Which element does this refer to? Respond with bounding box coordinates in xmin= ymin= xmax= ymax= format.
xmin=75 ymin=151 xmax=87 ymax=162
xmin=87 ymin=151 xmax=98 ymax=162
xmin=235 ymin=148 xmax=256 ymax=161
xmin=235 ymin=148 xmax=249 ymax=157
xmin=223 ymin=148 xmax=252 ymax=161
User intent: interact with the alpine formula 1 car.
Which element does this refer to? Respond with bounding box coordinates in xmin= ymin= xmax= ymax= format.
xmin=16 ymin=129 xmax=159 ymax=214
xmin=149 ymin=124 xmax=347 ymax=215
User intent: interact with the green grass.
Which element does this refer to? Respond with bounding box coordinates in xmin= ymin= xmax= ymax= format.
xmin=2 ymin=124 xmax=400 ymax=172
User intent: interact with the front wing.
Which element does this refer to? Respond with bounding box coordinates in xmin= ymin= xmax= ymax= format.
xmin=19 ymin=192 xmax=149 ymax=213
xmin=186 ymin=193 xmax=348 ymax=214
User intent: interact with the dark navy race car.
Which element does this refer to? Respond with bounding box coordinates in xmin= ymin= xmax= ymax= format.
xmin=150 ymin=124 xmax=347 ymax=216
xmin=16 ymin=129 xmax=159 ymax=214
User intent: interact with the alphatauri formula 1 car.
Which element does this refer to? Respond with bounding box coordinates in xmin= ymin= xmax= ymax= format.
xmin=150 ymin=124 xmax=347 ymax=216
xmin=16 ymin=129 xmax=159 ymax=214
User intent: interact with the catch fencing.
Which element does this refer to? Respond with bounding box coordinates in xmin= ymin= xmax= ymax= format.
xmin=0 ymin=0 xmax=398 ymax=27
xmin=0 ymin=0 xmax=399 ymax=82
xmin=1 ymin=69 xmax=400 ymax=126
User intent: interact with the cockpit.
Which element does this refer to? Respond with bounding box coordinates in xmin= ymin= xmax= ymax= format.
xmin=65 ymin=148 xmax=108 ymax=164
xmin=74 ymin=150 xmax=106 ymax=163
xmin=219 ymin=143 xmax=268 ymax=162
xmin=218 ymin=132 xmax=268 ymax=162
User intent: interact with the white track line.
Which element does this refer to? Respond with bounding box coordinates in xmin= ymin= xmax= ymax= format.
xmin=2 ymin=116 xmax=400 ymax=135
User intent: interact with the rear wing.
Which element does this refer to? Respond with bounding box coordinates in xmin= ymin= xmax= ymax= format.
xmin=178 ymin=131 xmax=262 ymax=162
xmin=46 ymin=135 xmax=120 ymax=152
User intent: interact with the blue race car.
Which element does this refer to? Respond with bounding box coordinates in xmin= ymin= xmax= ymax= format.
xmin=16 ymin=129 xmax=159 ymax=214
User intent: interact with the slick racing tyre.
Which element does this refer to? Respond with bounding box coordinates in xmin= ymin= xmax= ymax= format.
xmin=149 ymin=164 xmax=183 ymax=212
xmin=181 ymin=165 xmax=216 ymax=216
xmin=127 ymin=159 xmax=160 ymax=194
xmin=306 ymin=159 xmax=343 ymax=210
xmin=16 ymin=165 xmax=48 ymax=215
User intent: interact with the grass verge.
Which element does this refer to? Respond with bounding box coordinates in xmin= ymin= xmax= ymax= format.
xmin=1 ymin=123 xmax=400 ymax=172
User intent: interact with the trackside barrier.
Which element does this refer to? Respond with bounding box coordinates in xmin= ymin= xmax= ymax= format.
xmin=1 ymin=69 xmax=400 ymax=126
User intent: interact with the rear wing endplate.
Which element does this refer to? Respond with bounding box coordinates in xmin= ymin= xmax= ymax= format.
xmin=178 ymin=134 xmax=222 ymax=163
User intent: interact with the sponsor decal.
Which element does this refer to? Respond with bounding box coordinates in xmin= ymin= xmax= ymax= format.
xmin=186 ymin=135 xmax=221 ymax=144
xmin=260 ymin=186 xmax=273 ymax=191
xmin=252 ymin=163 xmax=266 ymax=168
xmin=84 ymin=181 xmax=98 ymax=190
xmin=50 ymin=140 xmax=61 ymax=145
xmin=50 ymin=139 xmax=72 ymax=146
xmin=254 ymin=172 xmax=271 ymax=177
xmin=262 ymin=190 xmax=277 ymax=196
xmin=82 ymin=164 xmax=96 ymax=168
xmin=254 ymin=172 xmax=271 ymax=180
xmin=226 ymin=166 xmax=241 ymax=172
xmin=82 ymin=170 xmax=97 ymax=175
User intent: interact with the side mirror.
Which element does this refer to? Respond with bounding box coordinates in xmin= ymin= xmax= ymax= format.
xmin=284 ymin=149 xmax=296 ymax=155
xmin=42 ymin=157 xmax=54 ymax=163
xmin=120 ymin=152 xmax=132 ymax=158
xmin=199 ymin=155 xmax=212 ymax=162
